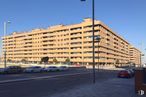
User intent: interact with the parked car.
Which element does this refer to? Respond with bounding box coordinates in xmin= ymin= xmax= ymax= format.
xmin=0 ymin=68 xmax=5 ymax=74
xmin=117 ymin=70 xmax=132 ymax=78
xmin=24 ymin=66 xmax=43 ymax=73
xmin=58 ymin=66 xmax=68 ymax=71
xmin=44 ymin=66 xmax=59 ymax=72
xmin=3 ymin=66 xmax=23 ymax=74
xmin=128 ymin=69 xmax=135 ymax=76
xmin=73 ymin=63 xmax=81 ymax=67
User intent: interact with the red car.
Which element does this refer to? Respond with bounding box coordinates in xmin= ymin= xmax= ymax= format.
xmin=117 ymin=70 xmax=132 ymax=78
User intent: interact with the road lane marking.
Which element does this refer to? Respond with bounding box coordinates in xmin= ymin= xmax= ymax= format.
xmin=0 ymin=72 xmax=91 ymax=84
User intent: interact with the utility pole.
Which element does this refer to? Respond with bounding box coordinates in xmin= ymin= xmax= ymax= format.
xmin=3 ymin=21 xmax=11 ymax=68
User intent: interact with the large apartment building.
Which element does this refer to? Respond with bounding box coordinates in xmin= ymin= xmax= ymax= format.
xmin=129 ymin=46 xmax=141 ymax=65
xmin=2 ymin=18 xmax=141 ymax=66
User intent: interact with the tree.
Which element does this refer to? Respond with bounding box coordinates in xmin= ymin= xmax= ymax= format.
xmin=116 ymin=59 xmax=120 ymax=64
xmin=7 ymin=59 xmax=12 ymax=62
xmin=115 ymin=59 xmax=120 ymax=67
xmin=53 ymin=58 xmax=58 ymax=64
xmin=40 ymin=56 xmax=49 ymax=64
xmin=21 ymin=59 xmax=27 ymax=63
xmin=65 ymin=58 xmax=70 ymax=64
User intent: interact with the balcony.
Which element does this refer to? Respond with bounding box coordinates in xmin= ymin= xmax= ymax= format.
xmin=70 ymin=44 xmax=82 ymax=47
xmin=71 ymin=54 xmax=82 ymax=57
xmin=70 ymin=38 xmax=82 ymax=42
xmin=83 ymin=43 xmax=92 ymax=47
xmin=83 ymin=53 xmax=92 ymax=57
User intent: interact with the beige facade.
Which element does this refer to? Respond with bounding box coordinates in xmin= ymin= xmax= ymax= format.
xmin=129 ymin=46 xmax=141 ymax=65
xmin=2 ymin=18 xmax=140 ymax=66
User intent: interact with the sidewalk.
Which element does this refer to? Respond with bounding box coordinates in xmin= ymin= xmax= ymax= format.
xmin=45 ymin=78 xmax=144 ymax=97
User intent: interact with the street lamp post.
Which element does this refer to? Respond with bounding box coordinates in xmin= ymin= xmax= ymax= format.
xmin=144 ymin=48 xmax=146 ymax=66
xmin=4 ymin=21 xmax=11 ymax=68
xmin=141 ymin=53 xmax=144 ymax=67
xmin=140 ymin=53 xmax=142 ymax=67
xmin=91 ymin=0 xmax=96 ymax=84
xmin=81 ymin=0 xmax=96 ymax=83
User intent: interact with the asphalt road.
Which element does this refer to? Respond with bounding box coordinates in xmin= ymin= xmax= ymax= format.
xmin=0 ymin=68 xmax=89 ymax=82
xmin=0 ymin=68 xmax=118 ymax=97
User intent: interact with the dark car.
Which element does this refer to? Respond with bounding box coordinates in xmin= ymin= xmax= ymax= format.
xmin=0 ymin=68 xmax=5 ymax=74
xmin=117 ymin=70 xmax=132 ymax=78
xmin=4 ymin=66 xmax=23 ymax=74
xmin=128 ymin=69 xmax=135 ymax=77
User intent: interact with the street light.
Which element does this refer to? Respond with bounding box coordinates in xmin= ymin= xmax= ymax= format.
xmin=81 ymin=0 xmax=96 ymax=83
xmin=144 ymin=48 xmax=146 ymax=66
xmin=4 ymin=21 xmax=11 ymax=68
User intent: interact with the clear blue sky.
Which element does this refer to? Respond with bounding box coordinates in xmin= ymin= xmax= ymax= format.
xmin=0 ymin=0 xmax=146 ymax=63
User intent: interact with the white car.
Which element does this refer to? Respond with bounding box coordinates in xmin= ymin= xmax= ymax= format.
xmin=58 ymin=66 xmax=68 ymax=71
xmin=24 ymin=66 xmax=43 ymax=73
xmin=44 ymin=66 xmax=59 ymax=72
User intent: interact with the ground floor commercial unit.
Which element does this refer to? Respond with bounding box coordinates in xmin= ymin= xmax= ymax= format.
xmin=2 ymin=18 xmax=141 ymax=66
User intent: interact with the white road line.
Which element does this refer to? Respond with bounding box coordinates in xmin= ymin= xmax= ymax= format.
xmin=0 ymin=72 xmax=91 ymax=84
